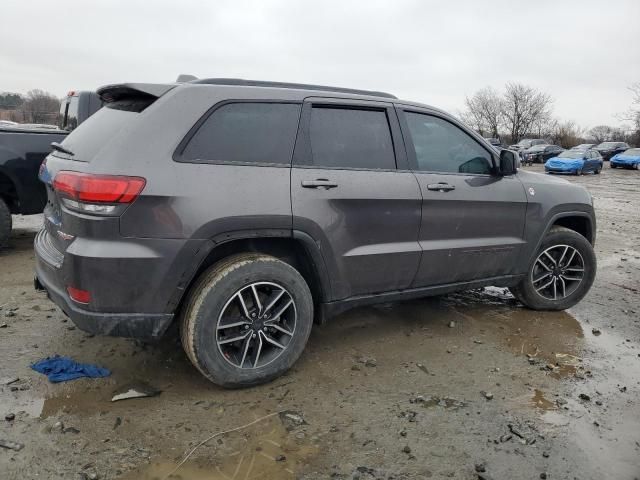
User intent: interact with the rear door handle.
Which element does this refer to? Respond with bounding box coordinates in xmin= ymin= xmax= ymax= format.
xmin=301 ymin=179 xmax=338 ymax=189
xmin=427 ymin=183 xmax=455 ymax=192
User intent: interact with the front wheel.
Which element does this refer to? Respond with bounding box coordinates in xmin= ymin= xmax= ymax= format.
xmin=180 ymin=253 xmax=313 ymax=388
xmin=611 ymin=164 xmax=617 ymax=169
xmin=0 ymin=197 xmax=12 ymax=248
xmin=510 ymin=226 xmax=596 ymax=311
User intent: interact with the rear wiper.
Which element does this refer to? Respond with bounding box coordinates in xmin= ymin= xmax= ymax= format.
xmin=51 ymin=142 xmax=74 ymax=156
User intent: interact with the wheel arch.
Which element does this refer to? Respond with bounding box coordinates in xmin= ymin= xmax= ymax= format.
xmin=170 ymin=232 xmax=332 ymax=326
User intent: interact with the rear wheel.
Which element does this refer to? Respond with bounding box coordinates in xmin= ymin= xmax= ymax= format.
xmin=180 ymin=253 xmax=314 ymax=388
xmin=594 ymin=167 xmax=601 ymax=174
xmin=510 ymin=226 xmax=596 ymax=311
xmin=0 ymin=197 xmax=11 ymax=248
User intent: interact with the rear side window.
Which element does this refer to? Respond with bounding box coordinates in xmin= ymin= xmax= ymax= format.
xmin=309 ymin=107 xmax=396 ymax=169
xmin=180 ymin=103 xmax=301 ymax=165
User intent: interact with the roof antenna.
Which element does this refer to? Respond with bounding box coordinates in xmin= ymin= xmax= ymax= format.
xmin=176 ymin=74 xmax=198 ymax=82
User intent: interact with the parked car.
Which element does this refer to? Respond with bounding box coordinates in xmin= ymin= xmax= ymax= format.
xmin=571 ymin=143 xmax=596 ymax=151
xmin=610 ymin=148 xmax=640 ymax=169
xmin=545 ymin=149 xmax=603 ymax=175
xmin=595 ymin=141 xmax=630 ymax=161
xmin=522 ymin=144 xmax=564 ymax=165
xmin=484 ymin=137 xmax=502 ymax=147
xmin=0 ymin=91 xmax=101 ymax=246
xmin=35 ymin=78 xmax=597 ymax=387
xmin=0 ymin=120 xmax=18 ymax=127
xmin=509 ymin=138 xmax=547 ymax=152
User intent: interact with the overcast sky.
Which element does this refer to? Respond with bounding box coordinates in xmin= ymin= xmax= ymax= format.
xmin=2 ymin=0 xmax=638 ymax=129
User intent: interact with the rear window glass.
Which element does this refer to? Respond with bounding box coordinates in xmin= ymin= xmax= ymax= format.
xmin=180 ymin=103 xmax=301 ymax=165
xmin=59 ymin=96 xmax=79 ymax=131
xmin=309 ymin=107 xmax=396 ymax=169
xmin=54 ymin=105 xmax=139 ymax=161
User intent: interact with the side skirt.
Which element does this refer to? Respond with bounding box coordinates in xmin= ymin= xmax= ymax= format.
xmin=317 ymin=274 xmax=525 ymax=323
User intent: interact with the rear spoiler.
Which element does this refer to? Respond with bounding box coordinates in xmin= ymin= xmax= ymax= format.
xmin=96 ymin=83 xmax=176 ymax=103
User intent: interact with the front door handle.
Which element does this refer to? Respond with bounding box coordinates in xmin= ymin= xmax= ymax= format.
xmin=427 ymin=182 xmax=455 ymax=192
xmin=301 ymin=179 xmax=338 ymax=189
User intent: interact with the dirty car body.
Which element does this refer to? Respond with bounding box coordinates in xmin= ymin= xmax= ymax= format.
xmin=34 ymin=79 xmax=597 ymax=386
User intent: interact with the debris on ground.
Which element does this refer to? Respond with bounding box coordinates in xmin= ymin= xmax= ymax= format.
xmin=5 ymin=413 xmax=15 ymax=421
xmin=481 ymin=391 xmax=494 ymax=400
xmin=448 ymin=321 xmax=456 ymax=328
xmin=0 ymin=439 xmax=24 ymax=451
xmin=592 ymin=328 xmax=601 ymax=336
xmin=579 ymin=393 xmax=591 ymax=401
xmin=356 ymin=356 xmax=377 ymax=368
xmin=31 ymin=356 xmax=110 ymax=383
xmin=279 ymin=411 xmax=307 ymax=431
xmin=111 ymin=382 xmax=161 ymax=402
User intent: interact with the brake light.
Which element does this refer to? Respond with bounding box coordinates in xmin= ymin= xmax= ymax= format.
xmin=53 ymin=171 xmax=146 ymax=204
xmin=67 ymin=286 xmax=91 ymax=304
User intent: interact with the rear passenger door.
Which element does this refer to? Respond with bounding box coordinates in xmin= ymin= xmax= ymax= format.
xmin=291 ymin=98 xmax=422 ymax=300
xmin=397 ymin=108 xmax=528 ymax=287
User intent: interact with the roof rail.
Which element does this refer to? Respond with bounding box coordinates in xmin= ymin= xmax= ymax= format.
xmin=190 ymin=78 xmax=397 ymax=99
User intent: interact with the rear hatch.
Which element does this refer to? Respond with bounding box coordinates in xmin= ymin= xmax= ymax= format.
xmin=39 ymin=83 xmax=174 ymax=259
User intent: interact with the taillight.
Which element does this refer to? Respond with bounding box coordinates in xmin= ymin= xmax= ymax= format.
xmin=53 ymin=171 xmax=146 ymax=214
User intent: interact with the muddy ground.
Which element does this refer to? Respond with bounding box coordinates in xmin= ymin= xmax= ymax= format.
xmin=1 ymin=164 xmax=638 ymax=480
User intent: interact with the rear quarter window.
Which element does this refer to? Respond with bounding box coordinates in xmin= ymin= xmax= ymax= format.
xmin=178 ymin=102 xmax=302 ymax=165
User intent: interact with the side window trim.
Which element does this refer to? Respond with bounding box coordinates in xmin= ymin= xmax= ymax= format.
xmin=173 ymin=99 xmax=303 ymax=166
xmin=292 ymin=99 xmax=408 ymax=171
xmin=396 ymin=107 xmax=498 ymax=175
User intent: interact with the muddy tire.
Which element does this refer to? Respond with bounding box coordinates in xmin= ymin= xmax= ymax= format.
xmin=510 ymin=226 xmax=596 ymax=311
xmin=0 ymin=197 xmax=11 ymax=248
xmin=180 ymin=253 xmax=313 ymax=388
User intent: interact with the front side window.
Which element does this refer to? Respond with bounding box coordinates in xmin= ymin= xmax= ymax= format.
xmin=308 ymin=106 xmax=396 ymax=169
xmin=181 ymin=102 xmax=301 ymax=164
xmin=404 ymin=112 xmax=493 ymax=174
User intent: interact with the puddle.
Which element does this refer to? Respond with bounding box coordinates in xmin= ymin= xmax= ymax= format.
xmin=121 ymin=417 xmax=315 ymax=480
xmin=531 ymin=389 xmax=557 ymax=411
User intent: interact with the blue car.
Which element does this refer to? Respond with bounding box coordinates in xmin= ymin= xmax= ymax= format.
xmin=545 ymin=149 xmax=603 ymax=175
xmin=610 ymin=148 xmax=640 ymax=170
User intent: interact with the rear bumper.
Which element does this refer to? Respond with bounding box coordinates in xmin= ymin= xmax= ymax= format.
xmin=34 ymin=270 xmax=173 ymax=337
xmin=34 ymin=229 xmax=179 ymax=338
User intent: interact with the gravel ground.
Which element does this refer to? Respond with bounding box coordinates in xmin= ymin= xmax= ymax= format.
xmin=0 ymin=164 xmax=638 ymax=480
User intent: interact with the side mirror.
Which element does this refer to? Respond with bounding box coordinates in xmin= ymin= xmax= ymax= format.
xmin=499 ymin=149 xmax=518 ymax=175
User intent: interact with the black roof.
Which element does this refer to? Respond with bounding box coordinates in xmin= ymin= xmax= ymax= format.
xmin=190 ymin=78 xmax=397 ymax=99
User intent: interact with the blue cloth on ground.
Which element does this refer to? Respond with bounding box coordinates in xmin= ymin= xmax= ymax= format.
xmin=31 ymin=356 xmax=111 ymax=383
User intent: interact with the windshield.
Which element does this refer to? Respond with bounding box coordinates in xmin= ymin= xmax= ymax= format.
xmin=528 ymin=145 xmax=546 ymax=152
xmin=558 ymin=151 xmax=585 ymax=159
xmin=623 ymin=148 xmax=640 ymax=156
xmin=572 ymin=144 xmax=593 ymax=149
xmin=597 ymin=142 xmax=617 ymax=149
xmin=517 ymin=139 xmax=533 ymax=147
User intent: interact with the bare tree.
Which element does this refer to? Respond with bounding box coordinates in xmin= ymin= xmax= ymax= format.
xmin=20 ymin=89 xmax=60 ymax=124
xmin=463 ymin=87 xmax=502 ymax=137
xmin=588 ymin=125 xmax=617 ymax=143
xmin=500 ymin=83 xmax=553 ymax=143
xmin=550 ymin=120 xmax=585 ymax=148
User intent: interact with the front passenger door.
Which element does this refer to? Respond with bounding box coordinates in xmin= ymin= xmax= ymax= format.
xmin=397 ymin=109 xmax=528 ymax=287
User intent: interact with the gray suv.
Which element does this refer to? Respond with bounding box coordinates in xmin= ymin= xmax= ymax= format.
xmin=35 ymin=79 xmax=597 ymax=387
